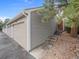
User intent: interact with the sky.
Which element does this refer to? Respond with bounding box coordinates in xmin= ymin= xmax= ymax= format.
xmin=0 ymin=0 xmax=43 ymax=21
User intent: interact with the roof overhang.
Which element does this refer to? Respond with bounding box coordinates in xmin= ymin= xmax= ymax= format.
xmin=7 ymin=6 xmax=42 ymax=25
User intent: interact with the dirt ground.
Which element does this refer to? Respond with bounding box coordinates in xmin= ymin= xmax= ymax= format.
xmin=31 ymin=32 xmax=79 ymax=59
xmin=1 ymin=31 xmax=79 ymax=59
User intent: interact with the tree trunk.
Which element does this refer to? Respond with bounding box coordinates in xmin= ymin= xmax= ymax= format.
xmin=71 ymin=22 xmax=78 ymax=37
xmin=58 ymin=20 xmax=64 ymax=32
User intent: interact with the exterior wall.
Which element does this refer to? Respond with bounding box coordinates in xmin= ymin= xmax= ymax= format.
xmin=26 ymin=12 xmax=31 ymax=51
xmin=50 ymin=17 xmax=57 ymax=35
xmin=3 ymin=27 xmax=7 ymax=34
xmin=30 ymin=12 xmax=53 ymax=50
xmin=7 ymin=26 xmax=11 ymax=37
xmin=13 ymin=17 xmax=27 ymax=50
xmin=3 ymin=10 xmax=56 ymax=52
xmin=10 ymin=25 xmax=14 ymax=38
xmin=3 ymin=17 xmax=28 ymax=51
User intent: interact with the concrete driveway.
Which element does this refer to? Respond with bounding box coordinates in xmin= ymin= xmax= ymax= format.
xmin=0 ymin=32 xmax=35 ymax=59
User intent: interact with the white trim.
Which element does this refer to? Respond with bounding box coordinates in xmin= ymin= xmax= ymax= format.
xmin=26 ymin=12 xmax=31 ymax=51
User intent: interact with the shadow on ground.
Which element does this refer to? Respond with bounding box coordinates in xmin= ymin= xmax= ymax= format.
xmin=0 ymin=32 xmax=35 ymax=59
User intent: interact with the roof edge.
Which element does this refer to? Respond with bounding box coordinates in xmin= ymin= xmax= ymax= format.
xmin=7 ymin=6 xmax=43 ymax=25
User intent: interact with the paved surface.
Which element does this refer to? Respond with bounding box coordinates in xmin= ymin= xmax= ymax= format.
xmin=0 ymin=32 xmax=35 ymax=59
